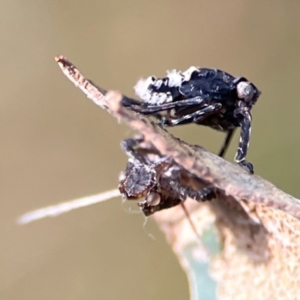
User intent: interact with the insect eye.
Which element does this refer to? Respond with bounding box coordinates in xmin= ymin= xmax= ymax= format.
xmin=146 ymin=192 xmax=161 ymax=206
xmin=237 ymin=81 xmax=254 ymax=101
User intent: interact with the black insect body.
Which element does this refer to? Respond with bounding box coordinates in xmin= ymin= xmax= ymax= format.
xmin=119 ymin=136 xmax=217 ymax=216
xmin=132 ymin=67 xmax=261 ymax=174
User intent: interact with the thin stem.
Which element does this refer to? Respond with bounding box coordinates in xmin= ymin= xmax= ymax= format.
xmin=17 ymin=189 xmax=120 ymax=224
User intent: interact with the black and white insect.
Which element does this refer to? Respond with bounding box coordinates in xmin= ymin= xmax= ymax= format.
xmin=127 ymin=67 xmax=261 ymax=174
xmin=118 ymin=135 xmax=217 ymax=216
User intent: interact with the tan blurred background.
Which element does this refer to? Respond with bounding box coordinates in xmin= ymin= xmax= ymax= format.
xmin=1 ymin=1 xmax=300 ymax=299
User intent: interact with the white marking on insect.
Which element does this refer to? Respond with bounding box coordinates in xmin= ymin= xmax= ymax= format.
xmin=165 ymin=69 xmax=184 ymax=87
xmin=134 ymin=76 xmax=156 ymax=102
xmin=157 ymin=93 xmax=168 ymax=105
xmin=182 ymin=66 xmax=199 ymax=82
xmin=134 ymin=66 xmax=200 ymax=104
xmin=237 ymin=82 xmax=254 ymax=101
xmin=154 ymin=79 xmax=163 ymax=89
xmin=166 ymin=92 xmax=173 ymax=103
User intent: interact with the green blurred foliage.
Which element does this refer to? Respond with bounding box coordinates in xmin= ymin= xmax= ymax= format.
xmin=1 ymin=1 xmax=300 ymax=299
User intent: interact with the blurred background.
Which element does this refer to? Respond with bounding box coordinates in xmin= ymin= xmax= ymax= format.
xmin=1 ymin=1 xmax=300 ymax=299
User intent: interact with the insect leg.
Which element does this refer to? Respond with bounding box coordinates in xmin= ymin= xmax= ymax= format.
xmin=133 ymin=96 xmax=207 ymax=114
xmin=121 ymin=96 xmax=142 ymax=107
xmin=185 ymin=185 xmax=217 ymax=202
xmin=120 ymin=136 xmax=149 ymax=164
xmin=218 ymin=129 xmax=235 ymax=157
xmin=234 ymin=108 xmax=254 ymax=173
xmin=166 ymin=103 xmax=222 ymax=126
xmin=169 ymin=181 xmax=217 ymax=202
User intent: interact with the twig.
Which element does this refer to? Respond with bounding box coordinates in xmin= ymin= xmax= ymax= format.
xmin=54 ymin=55 xmax=300 ymax=220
